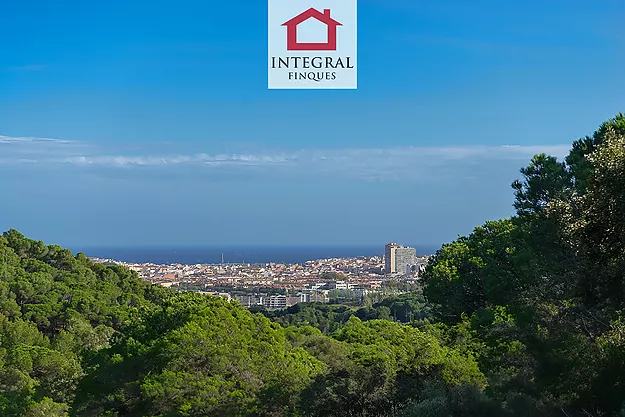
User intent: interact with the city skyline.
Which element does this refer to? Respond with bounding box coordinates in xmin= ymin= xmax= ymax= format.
xmin=75 ymin=241 xmax=435 ymax=266
xmin=91 ymin=242 xmax=428 ymax=311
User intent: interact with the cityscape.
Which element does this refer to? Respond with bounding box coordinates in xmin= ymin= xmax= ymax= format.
xmin=91 ymin=243 xmax=431 ymax=310
xmin=1 ymin=0 xmax=621 ymax=412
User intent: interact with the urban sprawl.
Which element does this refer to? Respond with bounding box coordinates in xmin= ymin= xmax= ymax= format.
xmin=91 ymin=243 xmax=430 ymax=310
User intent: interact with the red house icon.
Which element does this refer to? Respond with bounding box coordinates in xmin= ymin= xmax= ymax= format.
xmin=282 ymin=8 xmax=342 ymax=51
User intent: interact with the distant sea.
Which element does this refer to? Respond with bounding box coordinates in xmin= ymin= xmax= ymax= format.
xmin=76 ymin=245 xmax=440 ymax=265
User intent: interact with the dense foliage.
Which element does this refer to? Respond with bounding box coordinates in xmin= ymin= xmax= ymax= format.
xmin=2 ymin=113 xmax=625 ymax=416
xmin=264 ymin=291 xmax=433 ymax=334
xmin=422 ymin=113 xmax=625 ymax=416
xmin=0 ymin=232 xmax=482 ymax=416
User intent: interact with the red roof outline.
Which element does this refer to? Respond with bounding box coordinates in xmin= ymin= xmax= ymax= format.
xmin=281 ymin=8 xmax=342 ymax=51
xmin=282 ymin=8 xmax=342 ymax=27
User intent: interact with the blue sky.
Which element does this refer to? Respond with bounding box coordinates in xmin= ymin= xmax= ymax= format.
xmin=1 ymin=0 xmax=624 ymax=248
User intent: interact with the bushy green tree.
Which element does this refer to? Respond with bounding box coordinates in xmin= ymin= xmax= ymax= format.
xmin=420 ymin=113 xmax=625 ymax=416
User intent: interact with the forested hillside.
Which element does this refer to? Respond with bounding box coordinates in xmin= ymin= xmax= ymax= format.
xmin=1 ymin=113 xmax=625 ymax=416
xmin=0 ymin=230 xmax=486 ymax=416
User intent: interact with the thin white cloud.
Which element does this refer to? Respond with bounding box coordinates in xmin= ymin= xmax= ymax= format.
xmin=60 ymin=153 xmax=294 ymax=167
xmin=55 ymin=145 xmax=570 ymax=166
xmin=0 ymin=133 xmax=571 ymax=181
xmin=0 ymin=135 xmax=72 ymax=144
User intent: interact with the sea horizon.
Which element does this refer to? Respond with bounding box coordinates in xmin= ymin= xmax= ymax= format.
xmin=75 ymin=244 xmax=441 ymax=265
